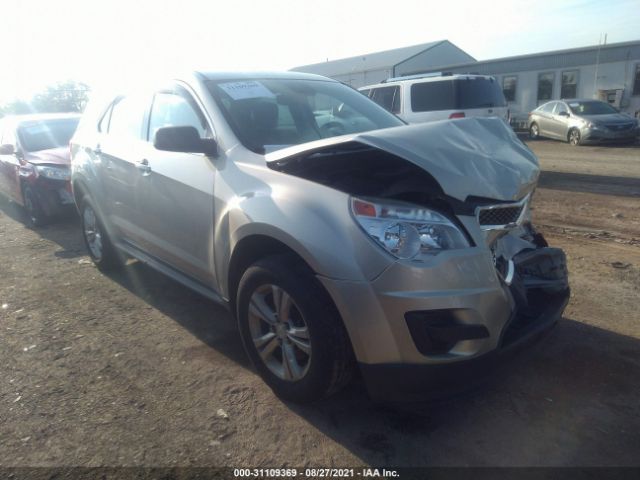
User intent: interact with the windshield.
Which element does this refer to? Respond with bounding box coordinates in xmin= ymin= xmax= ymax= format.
xmin=568 ymin=101 xmax=619 ymax=115
xmin=207 ymin=78 xmax=404 ymax=153
xmin=17 ymin=118 xmax=80 ymax=152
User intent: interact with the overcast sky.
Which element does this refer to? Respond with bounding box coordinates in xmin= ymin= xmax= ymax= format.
xmin=1 ymin=0 xmax=639 ymax=103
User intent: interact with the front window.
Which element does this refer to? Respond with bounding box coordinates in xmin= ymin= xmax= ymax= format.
xmin=148 ymin=89 xmax=212 ymax=141
xmin=567 ymin=100 xmax=619 ymax=115
xmin=537 ymin=72 xmax=554 ymax=103
xmin=561 ymin=70 xmax=578 ymax=99
xmin=207 ymin=78 xmax=403 ymax=153
xmin=17 ymin=118 xmax=79 ymax=152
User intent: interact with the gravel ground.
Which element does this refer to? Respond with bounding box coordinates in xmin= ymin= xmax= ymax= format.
xmin=1 ymin=139 xmax=639 ymax=468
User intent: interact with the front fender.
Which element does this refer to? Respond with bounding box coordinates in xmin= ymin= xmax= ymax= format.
xmin=215 ymin=181 xmax=394 ymax=298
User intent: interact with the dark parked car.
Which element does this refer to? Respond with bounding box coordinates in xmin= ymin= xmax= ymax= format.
xmin=528 ymin=99 xmax=639 ymax=145
xmin=0 ymin=113 xmax=80 ymax=225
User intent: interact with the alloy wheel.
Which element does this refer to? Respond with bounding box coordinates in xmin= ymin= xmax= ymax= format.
xmin=83 ymin=205 xmax=103 ymax=261
xmin=248 ymin=284 xmax=312 ymax=381
xmin=569 ymin=129 xmax=580 ymax=146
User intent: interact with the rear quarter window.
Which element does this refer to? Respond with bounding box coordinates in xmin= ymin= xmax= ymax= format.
xmin=410 ymin=81 xmax=455 ymax=112
xmin=456 ymin=77 xmax=507 ymax=109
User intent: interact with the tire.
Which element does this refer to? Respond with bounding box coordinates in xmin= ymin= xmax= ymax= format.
xmin=528 ymin=122 xmax=540 ymax=140
xmin=80 ymin=195 xmax=122 ymax=271
xmin=22 ymin=185 xmax=48 ymax=227
xmin=236 ymin=254 xmax=354 ymax=403
xmin=568 ymin=128 xmax=581 ymax=146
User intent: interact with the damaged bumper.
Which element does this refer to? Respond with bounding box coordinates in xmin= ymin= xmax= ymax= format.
xmin=30 ymin=177 xmax=75 ymax=216
xmin=319 ymin=231 xmax=570 ymax=402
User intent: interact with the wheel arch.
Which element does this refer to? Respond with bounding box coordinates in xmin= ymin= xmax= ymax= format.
xmin=226 ymin=233 xmax=316 ymax=317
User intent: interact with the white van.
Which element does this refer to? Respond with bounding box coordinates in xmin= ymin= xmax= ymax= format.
xmin=360 ymin=74 xmax=509 ymax=124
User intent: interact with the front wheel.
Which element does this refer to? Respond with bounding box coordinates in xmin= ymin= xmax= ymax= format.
xmin=236 ymin=254 xmax=354 ymax=403
xmin=80 ymin=196 xmax=123 ymax=271
xmin=568 ymin=128 xmax=582 ymax=146
xmin=529 ymin=122 xmax=540 ymax=140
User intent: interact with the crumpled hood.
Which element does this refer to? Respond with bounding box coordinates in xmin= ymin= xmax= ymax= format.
xmin=266 ymin=117 xmax=539 ymax=202
xmin=25 ymin=146 xmax=70 ymax=166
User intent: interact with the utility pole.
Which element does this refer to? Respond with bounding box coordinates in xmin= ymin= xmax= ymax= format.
xmin=593 ymin=33 xmax=607 ymax=99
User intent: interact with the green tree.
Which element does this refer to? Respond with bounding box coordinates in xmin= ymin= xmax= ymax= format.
xmin=1 ymin=99 xmax=34 ymax=116
xmin=31 ymin=80 xmax=90 ymax=113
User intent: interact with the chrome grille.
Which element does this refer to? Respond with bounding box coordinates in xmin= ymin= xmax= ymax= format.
xmin=477 ymin=195 xmax=529 ymax=230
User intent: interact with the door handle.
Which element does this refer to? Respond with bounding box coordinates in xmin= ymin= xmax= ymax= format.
xmin=136 ymin=159 xmax=151 ymax=176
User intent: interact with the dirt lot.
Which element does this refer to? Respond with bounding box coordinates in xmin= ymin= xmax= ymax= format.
xmin=1 ymin=139 xmax=639 ymax=468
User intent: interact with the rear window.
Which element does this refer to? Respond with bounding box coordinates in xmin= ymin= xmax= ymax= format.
xmin=410 ymin=77 xmax=507 ymax=112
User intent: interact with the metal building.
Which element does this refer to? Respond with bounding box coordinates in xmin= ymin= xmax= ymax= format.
xmin=291 ymin=40 xmax=475 ymax=88
xmin=410 ymin=40 xmax=640 ymax=119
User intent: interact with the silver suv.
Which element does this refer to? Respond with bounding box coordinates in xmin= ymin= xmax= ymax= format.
xmin=70 ymin=72 xmax=569 ymax=403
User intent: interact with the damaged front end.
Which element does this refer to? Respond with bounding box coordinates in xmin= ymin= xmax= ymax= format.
xmin=266 ymin=117 xmax=569 ymax=400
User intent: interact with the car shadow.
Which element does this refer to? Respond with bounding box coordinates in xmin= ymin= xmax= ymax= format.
xmin=0 ymin=196 xmax=85 ymax=258
xmin=538 ymin=171 xmax=640 ymax=197
xmin=105 ymin=260 xmax=251 ymax=369
xmin=284 ymin=318 xmax=640 ymax=466
xmin=93 ymin=256 xmax=640 ymax=466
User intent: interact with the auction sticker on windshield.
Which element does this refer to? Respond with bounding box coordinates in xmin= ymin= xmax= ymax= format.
xmin=219 ymin=81 xmax=274 ymax=100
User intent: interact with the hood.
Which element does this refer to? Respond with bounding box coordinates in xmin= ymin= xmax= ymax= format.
xmin=266 ymin=117 xmax=539 ymax=202
xmin=24 ymin=146 xmax=70 ymax=166
xmin=580 ymin=113 xmax=636 ymax=125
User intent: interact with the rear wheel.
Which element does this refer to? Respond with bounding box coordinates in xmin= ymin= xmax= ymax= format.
xmin=236 ymin=254 xmax=354 ymax=403
xmin=22 ymin=185 xmax=48 ymax=227
xmin=568 ymin=128 xmax=581 ymax=146
xmin=528 ymin=122 xmax=540 ymax=140
xmin=80 ymin=196 xmax=122 ymax=271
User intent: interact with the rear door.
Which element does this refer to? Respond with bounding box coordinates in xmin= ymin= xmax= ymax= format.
xmin=135 ymin=84 xmax=217 ymax=285
xmin=548 ymin=101 xmax=571 ymax=140
xmin=536 ymin=102 xmax=558 ymax=137
xmin=98 ymin=94 xmax=150 ymax=245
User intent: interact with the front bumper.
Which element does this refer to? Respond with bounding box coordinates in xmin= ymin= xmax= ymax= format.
xmin=581 ymin=125 xmax=639 ymax=143
xmin=30 ymin=177 xmax=75 ymax=216
xmin=319 ymin=239 xmax=570 ymax=402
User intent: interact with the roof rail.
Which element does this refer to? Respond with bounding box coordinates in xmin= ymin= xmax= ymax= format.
xmin=382 ymin=72 xmax=443 ymax=83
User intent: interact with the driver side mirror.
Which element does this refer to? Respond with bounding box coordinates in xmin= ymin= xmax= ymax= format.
xmin=558 ymin=111 xmax=570 ymax=117
xmin=0 ymin=143 xmax=15 ymax=155
xmin=154 ymin=126 xmax=218 ymax=156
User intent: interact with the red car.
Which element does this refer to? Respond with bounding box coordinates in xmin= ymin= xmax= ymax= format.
xmin=0 ymin=113 xmax=80 ymax=226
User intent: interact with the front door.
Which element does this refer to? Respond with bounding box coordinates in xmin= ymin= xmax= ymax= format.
xmin=135 ymin=86 xmax=217 ymax=286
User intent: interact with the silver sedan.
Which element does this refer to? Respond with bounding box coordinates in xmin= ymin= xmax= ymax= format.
xmin=528 ymin=99 xmax=639 ymax=145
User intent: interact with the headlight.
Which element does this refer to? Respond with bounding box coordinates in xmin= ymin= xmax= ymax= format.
xmin=35 ymin=165 xmax=70 ymax=181
xmin=351 ymin=197 xmax=470 ymax=260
